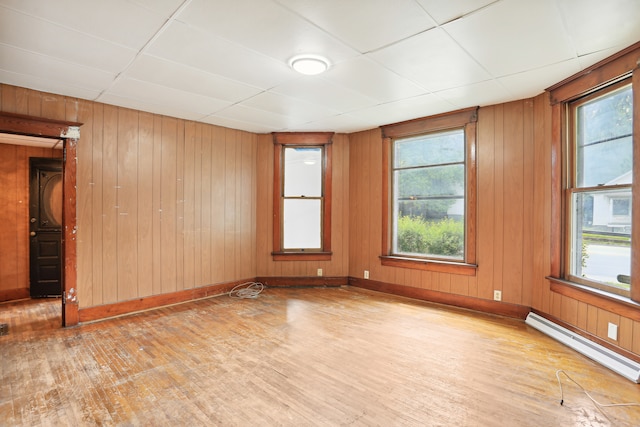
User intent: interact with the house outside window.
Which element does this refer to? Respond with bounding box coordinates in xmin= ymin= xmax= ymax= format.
xmin=380 ymin=107 xmax=477 ymax=275
xmin=567 ymin=82 xmax=632 ymax=296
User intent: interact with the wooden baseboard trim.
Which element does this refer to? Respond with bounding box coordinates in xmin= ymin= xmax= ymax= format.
xmin=78 ymin=279 xmax=254 ymax=323
xmin=349 ymin=277 xmax=530 ymax=319
xmin=256 ymin=276 xmax=348 ymax=288
xmin=530 ymin=309 xmax=640 ymax=364
xmin=0 ymin=288 xmax=30 ymax=303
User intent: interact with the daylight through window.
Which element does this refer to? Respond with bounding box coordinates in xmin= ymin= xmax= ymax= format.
xmin=567 ymin=82 xmax=633 ymax=296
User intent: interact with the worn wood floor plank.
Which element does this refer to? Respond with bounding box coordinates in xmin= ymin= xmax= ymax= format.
xmin=1 ymin=287 xmax=639 ymax=426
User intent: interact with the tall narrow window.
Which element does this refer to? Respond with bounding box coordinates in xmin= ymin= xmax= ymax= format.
xmin=283 ymin=146 xmax=323 ymax=250
xmin=548 ymin=41 xmax=639 ymax=304
xmin=381 ymin=107 xmax=477 ymax=275
xmin=567 ymin=81 xmax=632 ymax=297
xmin=272 ymin=132 xmax=333 ymax=260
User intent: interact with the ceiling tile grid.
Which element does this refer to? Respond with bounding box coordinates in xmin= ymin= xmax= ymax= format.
xmin=0 ymin=0 xmax=639 ymax=133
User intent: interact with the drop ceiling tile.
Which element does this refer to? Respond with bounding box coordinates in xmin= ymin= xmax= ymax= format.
xmin=176 ymin=0 xmax=358 ymax=63
xmin=444 ymin=0 xmax=575 ymax=77
xmin=0 ymin=6 xmax=137 ymax=72
xmin=323 ymin=56 xmax=428 ymax=103
xmin=199 ymin=114 xmax=280 ymax=134
xmin=129 ymin=0 xmax=186 ymax=15
xmin=0 ymin=44 xmax=116 ymax=92
xmin=98 ymin=92 xmax=205 ymax=122
xmin=291 ymin=112 xmax=376 ymax=133
xmin=242 ymin=91 xmax=339 ymax=123
xmin=557 ymin=0 xmax=640 ymax=55
xmin=126 ymin=55 xmax=263 ymax=103
xmin=101 ymin=77 xmax=232 ymax=117
xmin=368 ymin=27 xmax=491 ymax=92
xmin=212 ymin=103 xmax=305 ymax=131
xmin=575 ymin=46 xmax=629 ymax=70
xmin=0 ymin=70 xmax=103 ymax=102
xmin=415 ymin=0 xmax=497 ymax=25
xmin=271 ymin=77 xmax=378 ymax=113
xmin=435 ymin=79 xmax=513 ymax=109
xmin=498 ymin=59 xmax=582 ymax=99
xmin=0 ymin=0 xmax=175 ymax=50
xmin=277 ymin=0 xmax=436 ymax=53
xmin=146 ymin=20 xmax=294 ymax=89
xmin=348 ymin=93 xmax=457 ymax=129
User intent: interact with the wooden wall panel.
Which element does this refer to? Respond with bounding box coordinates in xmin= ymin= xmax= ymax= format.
xmin=137 ymin=112 xmax=155 ymax=297
xmin=476 ymin=106 xmax=496 ymax=301
xmin=1 ymin=84 xmax=257 ymax=310
xmin=117 ymin=108 xmax=139 ymax=301
xmin=1 ymin=78 xmax=638 ymax=358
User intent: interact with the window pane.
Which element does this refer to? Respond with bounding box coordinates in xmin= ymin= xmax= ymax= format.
xmin=570 ymin=190 xmax=631 ymax=293
xmin=395 ymin=165 xmax=464 ymax=199
xmin=284 ymin=147 xmax=322 ymax=196
xmin=283 ymin=199 xmax=321 ymax=249
xmin=576 ymin=85 xmax=632 ymax=187
xmin=393 ymin=208 xmax=465 ymax=260
xmin=394 ymin=129 xmax=464 ymax=168
xmin=392 ymin=127 xmax=466 ymax=260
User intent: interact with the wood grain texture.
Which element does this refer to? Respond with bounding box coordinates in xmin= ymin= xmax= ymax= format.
xmin=1 ymin=65 xmax=638 ymax=359
xmin=2 ymin=288 xmax=639 ymax=426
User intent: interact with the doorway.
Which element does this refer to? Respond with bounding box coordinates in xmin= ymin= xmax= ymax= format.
xmin=29 ymin=158 xmax=63 ymax=298
xmin=0 ymin=112 xmax=81 ymax=326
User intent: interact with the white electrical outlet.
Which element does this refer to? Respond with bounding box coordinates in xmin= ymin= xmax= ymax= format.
xmin=317 ymin=268 xmax=323 ymax=277
xmin=493 ymin=290 xmax=502 ymax=301
xmin=364 ymin=270 xmax=369 ymax=279
xmin=607 ymin=322 xmax=618 ymax=340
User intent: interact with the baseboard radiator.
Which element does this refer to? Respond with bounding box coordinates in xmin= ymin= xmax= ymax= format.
xmin=525 ymin=312 xmax=640 ymax=383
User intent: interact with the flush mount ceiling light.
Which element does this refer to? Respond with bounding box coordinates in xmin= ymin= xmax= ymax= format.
xmin=290 ymin=55 xmax=330 ymax=75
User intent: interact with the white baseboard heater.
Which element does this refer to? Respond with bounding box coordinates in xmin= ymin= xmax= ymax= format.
xmin=525 ymin=312 xmax=640 ymax=383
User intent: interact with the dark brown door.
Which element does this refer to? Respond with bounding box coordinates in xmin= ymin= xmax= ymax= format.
xmin=29 ymin=158 xmax=63 ymax=298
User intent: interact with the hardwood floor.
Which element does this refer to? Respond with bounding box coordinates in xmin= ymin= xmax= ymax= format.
xmin=1 ymin=287 xmax=638 ymax=426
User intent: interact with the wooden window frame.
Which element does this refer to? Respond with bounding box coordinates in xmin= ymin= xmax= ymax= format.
xmin=547 ymin=42 xmax=640 ymax=304
xmin=380 ymin=107 xmax=478 ymax=275
xmin=272 ymin=132 xmax=333 ymax=261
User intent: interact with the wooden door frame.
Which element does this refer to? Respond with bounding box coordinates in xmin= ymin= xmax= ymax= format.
xmin=0 ymin=112 xmax=82 ymax=326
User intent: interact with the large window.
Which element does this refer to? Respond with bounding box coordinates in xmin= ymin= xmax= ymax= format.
xmin=548 ymin=42 xmax=639 ymax=304
xmin=392 ymin=129 xmax=466 ymax=259
xmin=381 ymin=108 xmax=477 ymax=274
xmin=272 ymin=132 xmax=333 ymax=260
xmin=567 ymin=82 xmax=632 ymax=297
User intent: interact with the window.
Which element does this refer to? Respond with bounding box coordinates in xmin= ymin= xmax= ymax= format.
xmin=548 ymin=42 xmax=639 ymax=303
xmin=381 ymin=107 xmax=477 ymax=274
xmin=566 ymin=82 xmax=632 ymax=297
xmin=272 ymin=132 xmax=333 ymax=260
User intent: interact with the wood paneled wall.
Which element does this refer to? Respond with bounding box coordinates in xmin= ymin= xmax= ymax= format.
xmin=255 ymin=133 xmax=350 ymax=277
xmin=0 ymin=84 xmax=257 ymax=309
xmin=1 ymin=81 xmax=637 ymax=357
xmin=347 ymin=93 xmax=639 ymax=358
xmin=0 ymin=143 xmax=61 ymax=300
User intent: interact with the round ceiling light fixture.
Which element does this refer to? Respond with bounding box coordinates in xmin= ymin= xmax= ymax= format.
xmin=290 ymin=55 xmax=330 ymax=75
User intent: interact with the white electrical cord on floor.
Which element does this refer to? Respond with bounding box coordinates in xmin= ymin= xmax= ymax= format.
xmin=556 ymin=369 xmax=640 ymax=409
xmin=229 ymin=281 xmax=264 ymax=299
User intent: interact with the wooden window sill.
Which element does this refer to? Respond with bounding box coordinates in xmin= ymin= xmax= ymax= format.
xmin=272 ymin=252 xmax=332 ymax=261
xmin=380 ymin=256 xmax=477 ymax=276
xmin=547 ymin=276 xmax=640 ymax=321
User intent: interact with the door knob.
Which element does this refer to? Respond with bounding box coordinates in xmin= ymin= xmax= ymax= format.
xmin=30 ymin=231 xmax=36 ymax=236
xmin=30 ymin=218 xmax=36 ymax=223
